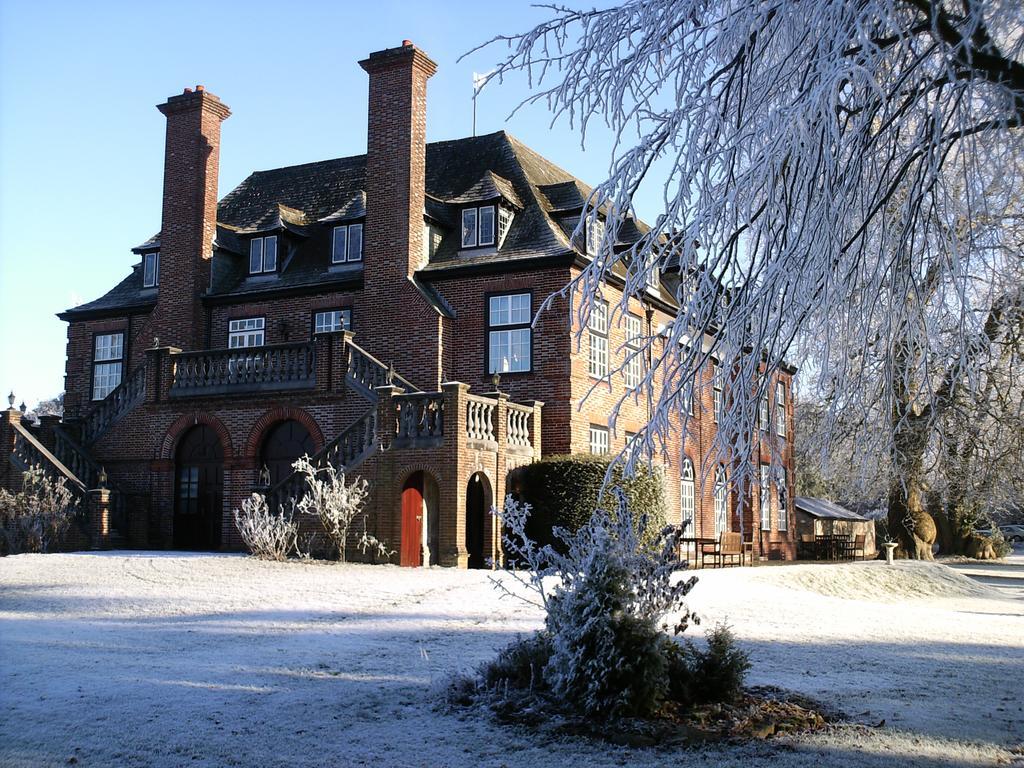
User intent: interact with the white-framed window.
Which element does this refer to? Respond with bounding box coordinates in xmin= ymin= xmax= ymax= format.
xmin=776 ymin=381 xmax=787 ymax=437
xmin=646 ymin=258 xmax=660 ymax=292
xmin=228 ymin=317 xmax=265 ymax=348
xmin=712 ymin=362 xmax=723 ymax=423
xmin=332 ymin=223 xmax=363 ymax=264
xmin=92 ymin=332 xmax=124 ymax=401
xmin=142 ymin=251 xmax=159 ymax=288
xmin=680 ymin=457 xmax=695 ymax=534
xmin=760 ymin=464 xmax=772 ymax=531
xmin=778 ymin=476 xmax=789 ymax=531
xmin=249 ymin=235 xmax=278 ymax=274
xmin=313 ymin=309 xmax=352 ymax=334
xmin=497 ymin=207 xmax=513 ymax=247
xmin=589 ymin=425 xmax=610 ymax=455
xmin=487 ymin=293 xmax=531 ymax=373
xmin=713 ymin=465 xmax=729 ymax=537
xmin=461 ymin=205 xmax=496 ymax=248
xmin=586 ymin=215 xmax=605 ymax=260
xmin=759 ymin=391 xmax=769 ymax=432
xmin=588 ymin=300 xmax=609 ymax=379
xmin=624 ymin=313 xmax=642 ymax=389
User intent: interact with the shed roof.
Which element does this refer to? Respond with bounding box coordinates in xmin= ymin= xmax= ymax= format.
xmin=795 ymin=497 xmax=870 ymax=522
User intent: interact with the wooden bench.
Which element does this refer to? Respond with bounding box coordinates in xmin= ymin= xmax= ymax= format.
xmin=700 ymin=532 xmax=744 ymax=568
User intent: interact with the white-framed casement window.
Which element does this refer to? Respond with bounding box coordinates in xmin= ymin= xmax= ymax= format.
xmin=588 ymin=300 xmax=609 ymax=379
xmin=778 ymin=476 xmax=789 ymax=531
xmin=712 ymin=362 xmax=723 ymax=423
xmin=92 ymin=332 xmax=124 ymax=401
xmin=760 ymin=464 xmax=772 ymax=530
xmin=461 ymin=205 xmax=496 ymax=248
xmin=624 ymin=313 xmax=642 ymax=389
xmin=586 ymin=216 xmax=606 ymax=260
xmin=313 ymin=309 xmax=352 ymax=335
xmin=249 ymin=235 xmax=278 ymax=275
xmin=497 ymin=207 xmax=513 ymax=247
xmin=775 ymin=381 xmax=787 ymax=437
xmin=759 ymin=391 xmax=770 ymax=432
xmin=589 ymin=425 xmax=610 ymax=455
xmin=228 ymin=317 xmax=265 ymax=349
xmin=487 ymin=293 xmax=531 ymax=373
xmin=332 ymin=223 xmax=363 ymax=264
xmin=680 ymin=457 xmax=695 ymax=534
xmin=142 ymin=251 xmax=159 ymax=288
xmin=713 ymin=465 xmax=729 ymax=537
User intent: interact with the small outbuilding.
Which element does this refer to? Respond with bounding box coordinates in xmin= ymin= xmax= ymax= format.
xmin=795 ymin=497 xmax=877 ymax=559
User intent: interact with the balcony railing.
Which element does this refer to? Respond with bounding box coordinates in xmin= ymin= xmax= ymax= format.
xmin=170 ymin=342 xmax=316 ymax=397
xmin=346 ymin=341 xmax=419 ymax=400
xmin=506 ymin=403 xmax=533 ymax=448
xmin=394 ymin=392 xmax=445 ymax=447
xmin=466 ymin=396 xmax=496 ymax=443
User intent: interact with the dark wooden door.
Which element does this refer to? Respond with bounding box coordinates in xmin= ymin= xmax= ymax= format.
xmin=400 ymin=473 xmax=424 ymax=567
xmin=260 ymin=420 xmax=315 ymax=487
xmin=174 ymin=425 xmax=223 ymax=550
xmin=466 ymin=476 xmax=486 ymax=569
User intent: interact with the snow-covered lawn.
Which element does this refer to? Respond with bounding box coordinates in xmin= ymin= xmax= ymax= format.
xmin=1 ymin=552 xmax=1021 ymax=767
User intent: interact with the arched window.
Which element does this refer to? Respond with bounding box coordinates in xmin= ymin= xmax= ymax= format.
xmin=713 ymin=466 xmax=729 ymax=537
xmin=680 ymin=458 xmax=695 ymax=534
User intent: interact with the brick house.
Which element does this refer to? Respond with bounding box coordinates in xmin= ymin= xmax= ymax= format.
xmin=1 ymin=42 xmax=797 ymax=565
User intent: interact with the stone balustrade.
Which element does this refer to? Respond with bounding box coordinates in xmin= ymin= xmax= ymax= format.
xmin=169 ymin=341 xmax=316 ymax=397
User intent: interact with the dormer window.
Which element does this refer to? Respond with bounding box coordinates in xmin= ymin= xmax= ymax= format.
xmin=142 ymin=251 xmax=160 ymax=288
xmin=462 ymin=205 xmax=496 ymax=248
xmin=586 ymin=216 xmax=605 ymax=259
xmin=332 ymin=224 xmax=363 ymax=264
xmin=249 ymin=235 xmax=278 ymax=275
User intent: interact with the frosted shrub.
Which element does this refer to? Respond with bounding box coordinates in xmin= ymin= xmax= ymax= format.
xmin=495 ymin=490 xmax=697 ymax=718
xmin=233 ymin=493 xmax=299 ymax=561
xmin=0 ymin=466 xmax=78 ymax=555
xmin=293 ymin=456 xmax=369 ymax=562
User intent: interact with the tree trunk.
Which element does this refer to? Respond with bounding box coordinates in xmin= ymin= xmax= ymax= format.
xmin=888 ymin=407 xmax=937 ymax=560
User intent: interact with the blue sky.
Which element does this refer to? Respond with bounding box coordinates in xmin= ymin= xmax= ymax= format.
xmin=0 ymin=0 xmax=652 ymax=408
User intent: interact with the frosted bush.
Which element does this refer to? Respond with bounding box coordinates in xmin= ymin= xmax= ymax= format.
xmin=233 ymin=492 xmax=299 ymax=561
xmin=495 ymin=490 xmax=698 ymax=718
xmin=293 ymin=456 xmax=369 ymax=562
xmin=0 ymin=466 xmax=78 ymax=555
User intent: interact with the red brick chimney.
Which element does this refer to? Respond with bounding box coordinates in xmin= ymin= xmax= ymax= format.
xmin=153 ymin=87 xmax=231 ymax=351
xmin=359 ymin=43 xmax=440 ymax=378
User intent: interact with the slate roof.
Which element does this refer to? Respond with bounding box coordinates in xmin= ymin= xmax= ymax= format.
xmin=62 ymin=131 xmax=664 ymax=318
xmin=794 ymin=497 xmax=871 ymax=522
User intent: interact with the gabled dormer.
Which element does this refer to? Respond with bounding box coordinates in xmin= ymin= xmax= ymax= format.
xmin=318 ymin=191 xmax=365 ymax=268
xmin=448 ymin=171 xmax=522 ymax=255
xmin=236 ymin=204 xmax=312 ymax=278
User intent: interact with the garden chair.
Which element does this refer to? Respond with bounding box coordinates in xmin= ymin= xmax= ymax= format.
xmin=700 ymin=532 xmax=744 ymax=568
xmin=845 ymin=534 xmax=867 ymax=561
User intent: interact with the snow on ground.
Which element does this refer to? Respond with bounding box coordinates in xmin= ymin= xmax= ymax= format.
xmin=1 ymin=551 xmax=1022 ymax=768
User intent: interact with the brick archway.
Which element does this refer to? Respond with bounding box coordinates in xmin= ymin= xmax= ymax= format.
xmin=244 ymin=407 xmax=325 ymax=460
xmin=159 ymin=412 xmax=233 ymax=462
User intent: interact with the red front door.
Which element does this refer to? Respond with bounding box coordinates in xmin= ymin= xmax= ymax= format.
xmin=400 ymin=474 xmax=424 ymax=567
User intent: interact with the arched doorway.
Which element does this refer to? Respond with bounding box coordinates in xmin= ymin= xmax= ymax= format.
xmin=174 ymin=424 xmax=224 ymax=550
xmin=400 ymin=471 xmax=440 ymax=567
xmin=260 ymin=419 xmax=315 ymax=487
xmin=466 ymin=472 xmax=492 ymax=569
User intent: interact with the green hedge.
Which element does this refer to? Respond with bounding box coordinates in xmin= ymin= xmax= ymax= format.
xmin=507 ymin=454 xmax=667 ymax=550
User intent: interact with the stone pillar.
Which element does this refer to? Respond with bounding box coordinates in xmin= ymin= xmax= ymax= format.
xmin=87 ymin=487 xmax=112 ymax=549
xmin=314 ymin=330 xmax=349 ymax=397
xmin=0 ymin=407 xmax=20 ymax=492
xmin=145 ymin=346 xmax=181 ymax=403
xmin=441 ymin=382 xmax=470 ymax=568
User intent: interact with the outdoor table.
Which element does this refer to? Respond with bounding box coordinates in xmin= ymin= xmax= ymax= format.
xmin=815 ymin=534 xmax=853 ymax=560
xmin=678 ymin=536 xmax=717 ymax=566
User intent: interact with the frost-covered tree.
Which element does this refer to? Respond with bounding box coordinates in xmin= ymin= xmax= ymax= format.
xmin=293 ymin=456 xmax=369 ymax=562
xmin=233 ymin=492 xmax=300 ymax=561
xmin=495 ymin=492 xmax=698 ymax=717
xmin=475 ymin=0 xmax=1024 ymax=558
xmin=0 ymin=466 xmax=78 ymax=555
